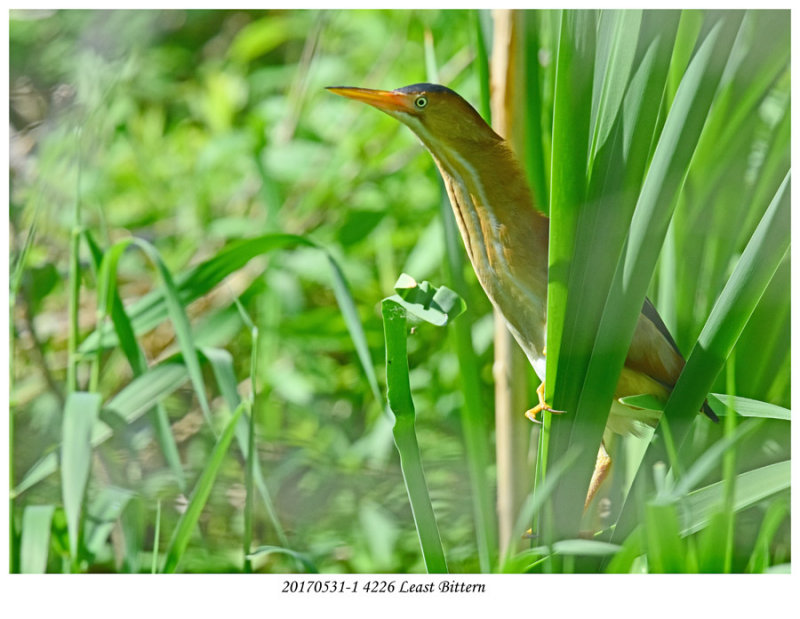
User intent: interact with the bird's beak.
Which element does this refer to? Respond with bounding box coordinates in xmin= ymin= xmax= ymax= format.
xmin=326 ymin=86 xmax=413 ymax=114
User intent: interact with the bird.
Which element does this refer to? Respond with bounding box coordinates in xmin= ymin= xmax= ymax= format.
xmin=327 ymin=83 xmax=718 ymax=509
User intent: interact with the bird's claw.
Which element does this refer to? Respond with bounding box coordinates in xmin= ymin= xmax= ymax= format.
xmin=525 ymin=382 xmax=565 ymax=423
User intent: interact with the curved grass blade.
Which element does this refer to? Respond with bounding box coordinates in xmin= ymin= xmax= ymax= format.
xmin=248 ymin=546 xmax=319 ymax=573
xmin=382 ymin=299 xmax=447 ymax=574
xmin=325 ymin=253 xmax=381 ymax=405
xmin=390 ymin=273 xmax=465 ymax=326
xmin=79 ymin=234 xmax=315 ymax=354
xmin=161 ymin=402 xmax=246 ymax=573
xmin=61 ymin=391 xmax=102 ymax=564
xmin=670 ymin=419 xmax=762 ymax=498
xmin=88 ymin=231 xmax=185 ymax=490
xmin=128 ymin=238 xmax=213 ymax=425
xmin=79 ymin=233 xmax=381 ymax=409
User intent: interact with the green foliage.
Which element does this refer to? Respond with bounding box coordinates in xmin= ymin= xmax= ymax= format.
xmin=10 ymin=8 xmax=789 ymax=574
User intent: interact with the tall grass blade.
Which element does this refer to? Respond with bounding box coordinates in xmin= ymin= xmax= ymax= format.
xmin=201 ymin=346 xmax=290 ymax=549
xmin=545 ymin=9 xmax=595 ymax=405
xmin=645 ymin=501 xmax=688 ymax=573
xmin=439 ymin=193 xmax=497 ymax=571
xmin=61 ymin=391 xmax=102 ymax=564
xmin=66 ymin=128 xmax=83 ymax=393
xmin=20 ymin=505 xmax=56 ymax=573
xmin=382 ymin=298 xmax=447 ymax=574
xmin=161 ymin=402 xmax=246 ymax=573
xmin=502 ymin=445 xmax=580 ymax=569
xmin=126 ymin=238 xmax=213 ymax=424
xmin=471 ymin=9 xmax=492 ymax=123
xmin=746 ymin=498 xmax=789 ymax=573
xmin=549 ymin=12 xmax=744 ymax=537
xmin=325 ymin=254 xmax=381 ymax=405
xmin=615 ymin=171 xmax=790 ymax=540
xmin=151 ymin=500 xmax=161 ymax=574
xmin=521 ymin=10 xmax=549 ymax=210
xmin=588 ymin=9 xmax=641 ymax=167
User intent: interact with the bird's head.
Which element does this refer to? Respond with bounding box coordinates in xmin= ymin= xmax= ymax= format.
xmin=326 ymin=83 xmax=501 ymax=155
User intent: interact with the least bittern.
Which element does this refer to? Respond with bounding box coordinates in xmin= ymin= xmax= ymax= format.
xmin=328 ymin=83 xmax=717 ymax=508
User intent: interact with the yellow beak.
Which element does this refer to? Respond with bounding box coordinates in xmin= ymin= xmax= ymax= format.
xmin=326 ymin=86 xmax=413 ymax=114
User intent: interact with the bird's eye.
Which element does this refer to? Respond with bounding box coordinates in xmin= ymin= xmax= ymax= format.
xmin=414 ymin=96 xmax=428 ymax=109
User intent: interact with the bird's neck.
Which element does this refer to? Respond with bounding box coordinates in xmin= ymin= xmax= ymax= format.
xmin=429 ymin=138 xmax=550 ymax=369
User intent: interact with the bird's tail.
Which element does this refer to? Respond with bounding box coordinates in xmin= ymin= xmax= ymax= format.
xmin=702 ymin=399 xmax=719 ymax=422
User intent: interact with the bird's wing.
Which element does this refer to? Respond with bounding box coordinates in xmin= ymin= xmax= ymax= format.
xmin=624 ymin=297 xmax=685 ymax=388
xmin=625 ymin=298 xmax=719 ymax=422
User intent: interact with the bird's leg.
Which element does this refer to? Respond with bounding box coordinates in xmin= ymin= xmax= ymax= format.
xmin=584 ymin=441 xmax=612 ymax=511
xmin=525 ymin=382 xmax=565 ymax=423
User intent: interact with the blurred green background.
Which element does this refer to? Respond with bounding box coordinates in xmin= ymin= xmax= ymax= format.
xmin=9 ymin=9 xmax=789 ymax=573
xmin=10 ymin=8 xmax=501 ymax=573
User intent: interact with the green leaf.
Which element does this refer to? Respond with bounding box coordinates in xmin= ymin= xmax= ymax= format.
xmin=645 ymin=501 xmax=686 ymax=573
xmin=202 ymin=345 xmax=291 ymax=551
xmin=550 ymin=11 xmax=744 ymax=539
xmin=161 ymin=402 xmax=246 ymax=573
xmin=746 ymin=498 xmax=789 ymax=573
xmin=83 ymin=486 xmax=134 ymax=559
xmin=79 ymin=234 xmax=314 ymax=354
xmin=79 ymin=233 xmax=381 ymax=410
xmin=127 ymin=238 xmax=213 ymax=424
xmin=61 ymin=391 xmax=102 ymax=561
xmin=588 ymin=9 xmax=642 ymax=165
xmin=617 ymin=393 xmax=666 ymax=412
xmin=390 ymin=274 xmax=466 ymax=326
xmin=707 ymin=394 xmax=790 ymax=420
xmin=20 ymin=505 xmax=56 ymax=574
xmin=680 ymin=460 xmax=790 ymax=536
xmin=670 ymin=419 xmax=761 ymax=498
xmin=326 ymin=254 xmax=382 ymax=405
xmin=227 ymin=15 xmax=301 ymax=63
xmin=382 ymin=298 xmax=447 ymax=573
xmin=88 ymin=230 xmax=185 ymax=490
xmin=546 ymin=9 xmax=596 ymax=404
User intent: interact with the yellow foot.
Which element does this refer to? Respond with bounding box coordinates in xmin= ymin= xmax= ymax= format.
xmin=584 ymin=442 xmax=612 ymax=511
xmin=525 ymin=382 xmax=565 ymax=424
